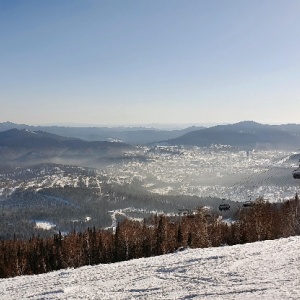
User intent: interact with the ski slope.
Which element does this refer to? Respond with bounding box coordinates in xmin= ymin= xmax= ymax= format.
xmin=0 ymin=236 xmax=299 ymax=299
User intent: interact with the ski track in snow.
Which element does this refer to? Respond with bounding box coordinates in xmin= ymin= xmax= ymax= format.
xmin=0 ymin=236 xmax=300 ymax=299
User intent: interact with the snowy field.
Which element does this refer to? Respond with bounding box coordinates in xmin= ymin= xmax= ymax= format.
xmin=0 ymin=236 xmax=300 ymax=299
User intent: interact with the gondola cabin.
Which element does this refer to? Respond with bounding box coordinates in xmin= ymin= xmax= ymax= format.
xmin=293 ymin=169 xmax=300 ymax=179
xmin=243 ymin=201 xmax=254 ymax=208
xmin=219 ymin=203 xmax=230 ymax=211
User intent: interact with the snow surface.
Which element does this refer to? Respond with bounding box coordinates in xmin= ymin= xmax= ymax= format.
xmin=0 ymin=237 xmax=300 ymax=299
xmin=34 ymin=221 xmax=56 ymax=230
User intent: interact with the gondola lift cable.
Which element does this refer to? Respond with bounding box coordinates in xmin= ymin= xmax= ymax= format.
xmin=217 ymin=148 xmax=300 ymax=210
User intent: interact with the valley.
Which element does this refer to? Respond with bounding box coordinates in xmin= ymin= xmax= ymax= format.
xmin=0 ymin=122 xmax=300 ymax=240
xmin=0 ymin=144 xmax=299 ymax=240
xmin=104 ymin=145 xmax=300 ymax=202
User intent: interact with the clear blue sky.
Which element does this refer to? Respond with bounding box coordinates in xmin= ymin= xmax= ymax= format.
xmin=1 ymin=0 xmax=300 ymax=126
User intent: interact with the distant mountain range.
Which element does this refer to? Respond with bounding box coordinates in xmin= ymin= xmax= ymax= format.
xmin=0 ymin=122 xmax=204 ymax=145
xmin=1 ymin=121 xmax=300 ymax=154
xmin=0 ymin=128 xmax=131 ymax=166
xmin=165 ymin=121 xmax=300 ymax=150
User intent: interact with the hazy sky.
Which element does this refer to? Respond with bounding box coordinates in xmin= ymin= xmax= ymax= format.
xmin=1 ymin=0 xmax=300 ymax=126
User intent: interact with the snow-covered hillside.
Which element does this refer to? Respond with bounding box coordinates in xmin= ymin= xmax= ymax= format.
xmin=0 ymin=236 xmax=299 ymax=299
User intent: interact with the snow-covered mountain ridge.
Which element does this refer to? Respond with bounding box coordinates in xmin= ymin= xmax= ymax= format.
xmin=0 ymin=236 xmax=299 ymax=299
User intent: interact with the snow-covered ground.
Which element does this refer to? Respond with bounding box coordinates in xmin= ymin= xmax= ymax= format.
xmin=0 ymin=165 xmax=102 ymax=197
xmin=34 ymin=220 xmax=56 ymax=230
xmin=1 ymin=236 xmax=300 ymax=299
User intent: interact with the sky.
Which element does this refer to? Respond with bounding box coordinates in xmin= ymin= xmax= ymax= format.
xmin=1 ymin=0 xmax=300 ymax=126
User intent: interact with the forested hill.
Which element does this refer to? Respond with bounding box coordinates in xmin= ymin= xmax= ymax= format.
xmin=165 ymin=121 xmax=300 ymax=150
xmin=0 ymin=129 xmax=128 ymax=149
xmin=0 ymin=129 xmax=130 ymax=165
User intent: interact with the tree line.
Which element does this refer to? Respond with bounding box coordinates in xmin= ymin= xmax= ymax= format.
xmin=0 ymin=195 xmax=299 ymax=278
